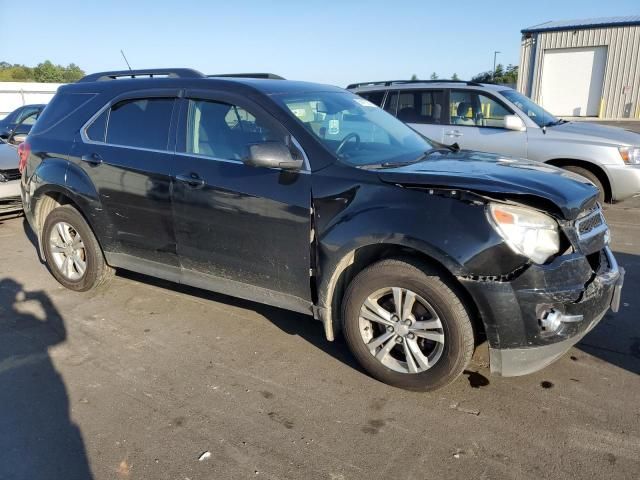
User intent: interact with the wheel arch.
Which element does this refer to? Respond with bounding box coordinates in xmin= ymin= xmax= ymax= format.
xmin=317 ymin=242 xmax=483 ymax=343
xmin=31 ymin=185 xmax=105 ymax=259
xmin=545 ymin=158 xmax=612 ymax=202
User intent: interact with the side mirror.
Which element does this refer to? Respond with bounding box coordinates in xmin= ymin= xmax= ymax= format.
xmin=245 ymin=142 xmax=303 ymax=171
xmin=504 ymin=115 xmax=526 ymax=132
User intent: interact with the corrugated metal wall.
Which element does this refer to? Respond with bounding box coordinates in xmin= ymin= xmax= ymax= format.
xmin=518 ymin=25 xmax=640 ymax=119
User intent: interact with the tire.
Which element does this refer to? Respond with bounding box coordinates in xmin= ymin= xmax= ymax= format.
xmin=342 ymin=258 xmax=474 ymax=391
xmin=563 ymin=165 xmax=606 ymax=203
xmin=42 ymin=205 xmax=114 ymax=292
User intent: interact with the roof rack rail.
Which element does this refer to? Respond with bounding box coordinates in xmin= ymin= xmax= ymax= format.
xmin=78 ymin=68 xmax=205 ymax=83
xmin=346 ymin=79 xmax=483 ymax=89
xmin=208 ymin=73 xmax=285 ymax=80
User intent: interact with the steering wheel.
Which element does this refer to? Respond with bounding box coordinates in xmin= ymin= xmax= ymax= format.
xmin=336 ymin=132 xmax=361 ymax=156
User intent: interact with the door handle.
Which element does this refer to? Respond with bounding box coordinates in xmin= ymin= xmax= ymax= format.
xmin=81 ymin=153 xmax=102 ymax=165
xmin=445 ymin=130 xmax=463 ymax=138
xmin=175 ymin=172 xmax=205 ymax=189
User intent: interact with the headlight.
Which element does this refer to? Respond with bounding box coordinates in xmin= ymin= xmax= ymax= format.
xmin=487 ymin=203 xmax=560 ymax=264
xmin=619 ymin=146 xmax=640 ymax=164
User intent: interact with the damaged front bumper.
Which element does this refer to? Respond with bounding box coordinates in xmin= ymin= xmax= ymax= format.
xmin=460 ymin=246 xmax=624 ymax=376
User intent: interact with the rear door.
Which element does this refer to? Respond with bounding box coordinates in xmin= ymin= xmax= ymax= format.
xmin=172 ymin=90 xmax=312 ymax=306
xmin=385 ymin=89 xmax=446 ymax=143
xmin=76 ymin=90 xmax=180 ymax=267
xmin=444 ymin=89 xmax=527 ymax=157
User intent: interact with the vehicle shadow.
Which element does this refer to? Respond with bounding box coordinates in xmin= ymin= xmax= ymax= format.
xmin=0 ymin=278 xmax=94 ymax=480
xmin=118 ymin=270 xmax=365 ymax=374
xmin=577 ymin=251 xmax=640 ymax=375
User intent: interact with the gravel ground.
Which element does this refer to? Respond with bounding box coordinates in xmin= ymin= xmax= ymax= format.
xmin=0 ymin=199 xmax=639 ymax=480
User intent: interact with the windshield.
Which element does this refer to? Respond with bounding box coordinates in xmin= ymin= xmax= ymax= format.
xmin=276 ymin=91 xmax=434 ymax=166
xmin=500 ymin=90 xmax=559 ymax=128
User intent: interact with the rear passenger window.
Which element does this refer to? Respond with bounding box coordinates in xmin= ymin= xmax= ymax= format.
xmin=358 ymin=91 xmax=385 ymax=107
xmin=396 ymin=90 xmax=445 ymax=124
xmin=106 ymin=98 xmax=174 ymax=150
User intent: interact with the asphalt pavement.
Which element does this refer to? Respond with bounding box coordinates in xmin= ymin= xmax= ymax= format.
xmin=0 ymin=198 xmax=639 ymax=480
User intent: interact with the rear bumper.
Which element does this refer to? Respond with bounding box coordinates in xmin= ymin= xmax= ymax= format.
xmin=461 ymin=247 xmax=623 ymax=376
xmin=605 ymin=164 xmax=640 ymax=201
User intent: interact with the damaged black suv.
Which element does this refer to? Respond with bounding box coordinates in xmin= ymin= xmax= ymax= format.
xmin=21 ymin=69 xmax=624 ymax=391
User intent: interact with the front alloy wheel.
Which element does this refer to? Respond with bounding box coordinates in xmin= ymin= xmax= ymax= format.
xmin=342 ymin=258 xmax=474 ymax=391
xmin=360 ymin=287 xmax=444 ymax=374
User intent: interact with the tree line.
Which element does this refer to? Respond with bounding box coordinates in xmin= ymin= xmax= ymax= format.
xmin=0 ymin=61 xmax=85 ymax=83
xmin=410 ymin=64 xmax=518 ymax=84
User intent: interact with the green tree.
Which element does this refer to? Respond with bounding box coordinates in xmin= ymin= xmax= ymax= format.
xmin=410 ymin=74 xmax=418 ymax=80
xmin=430 ymin=72 xmax=438 ymax=80
xmin=33 ymin=61 xmax=65 ymax=82
xmin=471 ymin=64 xmax=518 ymax=84
xmin=1 ymin=60 xmax=85 ymax=83
xmin=451 ymin=73 xmax=459 ymax=81
xmin=62 ymin=63 xmax=84 ymax=82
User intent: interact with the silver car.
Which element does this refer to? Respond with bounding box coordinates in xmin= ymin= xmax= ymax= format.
xmin=0 ymin=139 xmax=22 ymax=213
xmin=348 ymin=80 xmax=640 ymax=202
xmin=0 ymin=111 xmax=35 ymax=213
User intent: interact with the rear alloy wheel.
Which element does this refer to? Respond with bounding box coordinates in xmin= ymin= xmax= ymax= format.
xmin=42 ymin=205 xmax=114 ymax=292
xmin=49 ymin=221 xmax=87 ymax=281
xmin=342 ymin=258 xmax=474 ymax=391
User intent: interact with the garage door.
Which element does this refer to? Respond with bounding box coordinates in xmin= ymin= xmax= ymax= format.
xmin=539 ymin=46 xmax=607 ymax=117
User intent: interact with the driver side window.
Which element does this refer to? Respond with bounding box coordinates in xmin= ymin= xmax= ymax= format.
xmin=186 ymin=99 xmax=284 ymax=160
xmin=449 ymin=90 xmax=513 ymax=128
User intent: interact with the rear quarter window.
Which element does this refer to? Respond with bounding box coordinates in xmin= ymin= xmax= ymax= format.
xmin=29 ymin=93 xmax=96 ymax=136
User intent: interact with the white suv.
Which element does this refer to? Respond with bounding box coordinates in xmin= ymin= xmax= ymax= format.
xmin=348 ymin=80 xmax=640 ymax=202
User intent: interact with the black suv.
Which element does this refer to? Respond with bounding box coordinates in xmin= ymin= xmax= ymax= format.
xmin=20 ymin=69 xmax=623 ymax=391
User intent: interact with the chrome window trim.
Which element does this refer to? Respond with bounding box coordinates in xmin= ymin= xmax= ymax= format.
xmin=82 ymin=98 xmax=312 ymax=173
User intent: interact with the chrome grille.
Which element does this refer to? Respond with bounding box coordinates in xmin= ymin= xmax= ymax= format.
xmin=575 ymin=207 xmax=607 ymax=240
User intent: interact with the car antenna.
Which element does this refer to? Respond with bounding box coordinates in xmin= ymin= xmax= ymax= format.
xmin=120 ymin=49 xmax=132 ymax=71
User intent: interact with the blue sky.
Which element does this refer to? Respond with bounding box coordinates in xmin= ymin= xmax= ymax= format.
xmin=0 ymin=0 xmax=638 ymax=87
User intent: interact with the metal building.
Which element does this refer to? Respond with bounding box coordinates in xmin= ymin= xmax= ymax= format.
xmin=518 ymin=16 xmax=640 ymax=119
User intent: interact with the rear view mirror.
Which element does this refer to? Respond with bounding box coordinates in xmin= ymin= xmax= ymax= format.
xmin=504 ymin=115 xmax=526 ymax=132
xmin=245 ymin=142 xmax=303 ymax=171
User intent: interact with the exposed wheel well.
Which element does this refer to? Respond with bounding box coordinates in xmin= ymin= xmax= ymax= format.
xmin=545 ymin=158 xmax=611 ymax=202
xmin=325 ymin=243 xmax=484 ymax=343
xmin=34 ymin=191 xmax=75 ymax=233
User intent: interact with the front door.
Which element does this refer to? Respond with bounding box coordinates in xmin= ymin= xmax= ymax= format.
xmin=75 ymin=92 xmax=180 ymax=267
xmin=444 ymin=89 xmax=527 ymax=158
xmin=172 ymin=91 xmax=312 ymax=307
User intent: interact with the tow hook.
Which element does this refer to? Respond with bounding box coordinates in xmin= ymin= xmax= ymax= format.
xmin=539 ymin=309 xmax=583 ymax=332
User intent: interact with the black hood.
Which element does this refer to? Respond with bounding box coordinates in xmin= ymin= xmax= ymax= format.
xmin=377 ymin=151 xmax=598 ymax=220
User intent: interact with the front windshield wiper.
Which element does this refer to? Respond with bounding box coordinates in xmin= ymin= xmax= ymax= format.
xmin=543 ymin=119 xmax=567 ymax=128
xmin=365 ymin=147 xmax=452 ymax=169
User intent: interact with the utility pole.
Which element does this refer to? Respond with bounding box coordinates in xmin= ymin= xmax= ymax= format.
xmin=493 ymin=51 xmax=501 ymax=80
